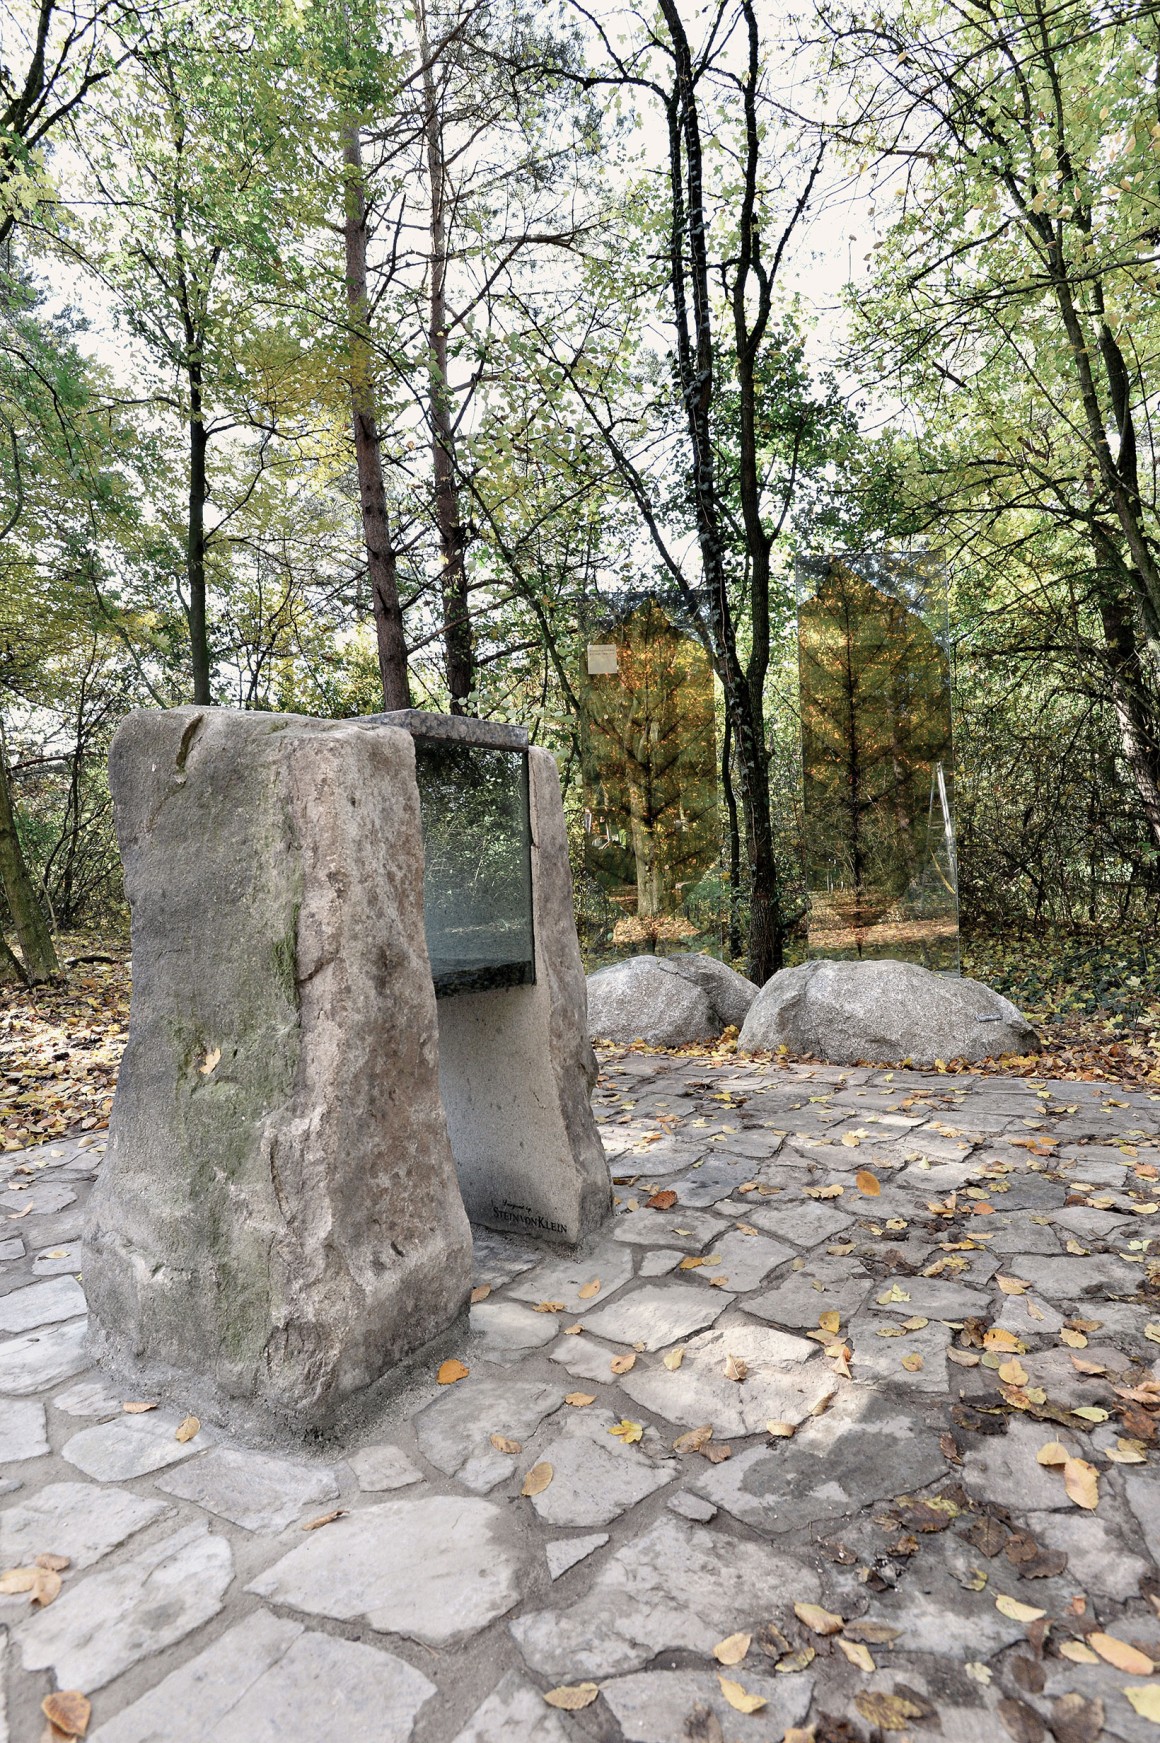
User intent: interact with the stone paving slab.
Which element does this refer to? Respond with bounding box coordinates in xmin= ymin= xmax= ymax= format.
xmin=4 ymin=1058 xmax=1160 ymax=1739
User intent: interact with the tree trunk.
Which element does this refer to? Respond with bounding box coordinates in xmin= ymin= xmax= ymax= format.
xmin=342 ymin=123 xmax=411 ymax=711
xmin=1095 ymin=583 xmax=1160 ymax=855
xmin=0 ymin=748 xmax=59 ymax=982
xmin=658 ymin=0 xmax=783 ymax=983
xmin=187 ymin=368 xmax=212 ymax=706
xmin=416 ymin=0 xmax=474 ymax=713
xmin=722 ymin=712 xmax=743 ymax=961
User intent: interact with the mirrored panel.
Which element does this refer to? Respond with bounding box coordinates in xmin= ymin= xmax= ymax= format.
xmin=413 ymin=736 xmax=534 ymax=995
xmin=797 ymin=553 xmax=959 ymax=972
xmin=579 ymin=598 xmax=720 ymax=955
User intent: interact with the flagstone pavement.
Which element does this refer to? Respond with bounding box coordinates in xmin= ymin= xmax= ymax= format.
xmin=4 ymin=1050 xmax=1160 ymax=1741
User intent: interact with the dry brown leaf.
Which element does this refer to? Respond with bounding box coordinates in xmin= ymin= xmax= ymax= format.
xmin=1061 ymin=1328 xmax=1088 ymax=1349
xmin=794 ymin=1601 xmax=843 ymax=1635
xmin=766 ymin=1420 xmax=796 ymax=1437
xmin=723 ymin=1354 xmax=748 ymax=1382
xmin=678 ymin=1255 xmax=706 ymax=1269
xmin=564 ymin=1392 xmax=595 ymax=1407
xmin=673 ymin=1424 xmax=714 ymax=1454
xmin=717 ymin=1676 xmax=766 ymax=1715
xmin=300 ymin=1509 xmax=346 ymax=1531
xmin=521 ymin=1462 xmax=554 ymax=1497
xmin=174 ymin=1415 xmax=199 ymax=1443
xmin=662 ymin=1347 xmax=685 ymax=1370
xmin=901 ymin=1353 xmax=924 ymax=1372
xmin=577 ymin=1280 xmax=601 ymax=1299
xmin=818 ymin=1310 xmax=841 ymax=1335
xmin=997 ymin=1275 xmax=1032 ymax=1295
xmin=998 ymin=1358 xmax=1029 ymax=1387
xmin=701 ymin=1441 xmax=733 ymax=1463
xmin=35 ymin=1554 xmax=70 ymax=1572
xmin=712 ymin=1631 xmax=751 ymax=1665
xmin=41 ymin=1693 xmax=91 ymax=1739
xmin=1036 ymin=1441 xmax=1069 ymax=1466
xmin=855 ymin=1169 xmax=881 ymax=1196
xmin=646 ymin=1190 xmax=678 ymax=1210
xmin=1063 ymin=1457 xmax=1099 ymax=1510
xmin=489 ymin=1433 xmax=521 ymax=1455
xmin=533 ymin=1300 xmax=565 ymax=1313
xmin=543 ymin=1683 xmax=599 ymax=1710
xmin=437 ymin=1359 xmax=469 ymax=1385
xmin=562 ymin=1323 xmax=582 ymax=1335
xmin=121 ymin=1401 xmax=158 ymax=1414
xmin=199 ymin=1046 xmax=221 ymax=1077
xmin=854 ymin=1690 xmax=926 ymax=1730
xmin=610 ymin=1352 xmax=636 ymax=1374
xmin=984 ymin=1327 xmax=1024 ymax=1353
xmin=1050 ymin=1691 xmax=1105 ymax=1743
xmin=1070 ymin=1355 xmax=1106 ymax=1376
xmin=1087 ymin=1631 xmax=1154 ymax=1674
xmin=469 ymin=1284 xmax=491 ymax=1303
xmin=1058 ymin=1641 xmax=1100 ymax=1665
xmin=838 ymin=1638 xmax=876 ymax=1672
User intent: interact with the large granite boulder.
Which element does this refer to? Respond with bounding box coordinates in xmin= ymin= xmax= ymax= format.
xmin=85 ymin=707 xmax=473 ymax=1431
xmin=587 ymin=953 xmax=759 ymax=1047
xmin=737 ymin=958 xmax=1040 ymax=1066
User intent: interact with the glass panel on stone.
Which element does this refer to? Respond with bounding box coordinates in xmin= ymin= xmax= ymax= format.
xmin=413 ymin=737 xmax=534 ymax=995
xmin=579 ymin=597 xmax=720 ymax=957
xmin=796 ymin=552 xmax=960 ymax=973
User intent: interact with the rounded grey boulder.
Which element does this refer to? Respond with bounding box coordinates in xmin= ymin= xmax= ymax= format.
xmin=737 ymin=958 xmax=1040 ymax=1066
xmin=587 ymin=953 xmax=760 ymax=1047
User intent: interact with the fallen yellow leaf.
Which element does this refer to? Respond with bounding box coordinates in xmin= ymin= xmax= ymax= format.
xmin=995 ymin=1594 xmax=1046 ymax=1623
xmin=1036 ymin=1441 xmax=1069 ymax=1466
xmin=610 ymin=1353 xmax=636 ymax=1374
xmin=855 ymin=1169 xmax=881 ymax=1195
xmin=469 ymin=1284 xmax=491 ymax=1303
xmin=121 ymin=1401 xmax=158 ymax=1415
xmin=838 ymin=1637 xmax=876 ymax=1672
xmin=855 ymin=1690 xmax=925 ymax=1728
xmin=1059 ymin=1640 xmax=1100 ymax=1664
xmin=534 ymin=1300 xmax=565 ymax=1313
xmin=564 ymin=1392 xmax=595 ymax=1407
xmin=578 ymin=1279 xmax=601 ymax=1299
xmin=794 ymin=1601 xmax=843 ymax=1635
xmin=1088 ymin=1632 xmax=1154 ymax=1674
xmin=717 ymin=1676 xmax=766 ymax=1714
xmin=1060 ymin=1328 xmax=1088 ymax=1349
xmin=673 ymin=1424 xmax=714 ymax=1454
xmin=818 ymin=1310 xmax=841 ymax=1335
xmin=543 ymin=1683 xmax=599 ymax=1710
xmin=174 ymin=1415 xmax=199 ymax=1443
xmin=983 ymin=1327 xmax=1024 ymax=1353
xmin=998 ymin=1358 xmax=1028 ymax=1387
xmin=489 ymin=1433 xmax=521 ymax=1454
xmin=437 ymin=1359 xmax=469 ymax=1385
xmin=662 ymin=1347 xmax=685 ymax=1370
xmin=766 ymin=1420 xmax=796 ymax=1437
xmin=723 ymin=1354 xmax=748 ymax=1382
xmin=996 ymin=1275 xmax=1031 ymax=1295
xmin=1125 ymin=1686 xmax=1160 ymax=1721
xmin=521 ymin=1462 xmax=554 ymax=1497
xmin=712 ymin=1631 xmax=751 ymax=1665
xmin=608 ymin=1419 xmax=643 ymax=1444
xmin=1063 ymin=1457 xmax=1099 ymax=1510
xmin=901 ymin=1353 xmax=924 ymax=1372
xmin=199 ymin=1046 xmax=221 ymax=1076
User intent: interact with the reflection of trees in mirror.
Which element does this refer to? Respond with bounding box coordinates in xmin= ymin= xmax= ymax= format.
xmin=412 ymin=740 xmax=533 ymax=992
xmin=799 ymin=561 xmax=958 ymax=971
xmin=578 ymin=601 xmax=718 ymax=950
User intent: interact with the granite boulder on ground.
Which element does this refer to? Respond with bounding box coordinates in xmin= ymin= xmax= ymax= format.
xmin=738 ymin=956 xmax=1040 ymax=1064
xmin=587 ymin=952 xmax=759 ymax=1046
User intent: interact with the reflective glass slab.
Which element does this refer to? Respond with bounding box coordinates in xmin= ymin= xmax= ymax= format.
xmin=796 ymin=553 xmax=960 ymax=973
xmin=411 ymin=734 xmax=535 ymax=996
